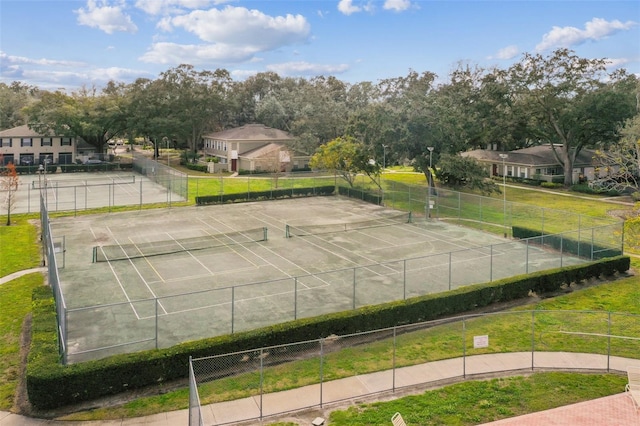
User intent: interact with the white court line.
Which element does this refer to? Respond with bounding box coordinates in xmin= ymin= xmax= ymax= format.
xmin=98 ymin=245 xmax=144 ymax=320
xmin=232 ymin=211 xmax=338 ymax=289
xmin=105 ymin=226 xmax=169 ymax=315
xmin=164 ymin=232 xmax=215 ymax=275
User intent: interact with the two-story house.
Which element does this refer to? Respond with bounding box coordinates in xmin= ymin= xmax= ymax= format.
xmin=202 ymin=124 xmax=309 ymax=173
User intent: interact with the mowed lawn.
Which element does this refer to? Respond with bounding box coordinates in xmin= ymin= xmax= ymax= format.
xmin=0 ymin=217 xmax=43 ymax=410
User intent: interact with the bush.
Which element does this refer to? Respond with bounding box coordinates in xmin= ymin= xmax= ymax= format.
xmin=196 ymin=186 xmax=335 ymax=205
xmin=571 ymin=184 xmax=619 ymax=196
xmin=26 ymin=255 xmax=630 ymax=409
xmin=541 ymin=182 xmax=563 ymax=189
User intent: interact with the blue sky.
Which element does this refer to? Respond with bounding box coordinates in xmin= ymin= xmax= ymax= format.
xmin=1 ymin=0 xmax=638 ymax=91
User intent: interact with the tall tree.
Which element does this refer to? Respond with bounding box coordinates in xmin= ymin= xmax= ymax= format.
xmin=435 ymin=154 xmax=499 ymax=194
xmin=507 ymin=48 xmax=637 ymax=185
xmin=157 ymin=65 xmax=231 ymax=153
xmin=0 ymin=82 xmax=40 ymax=129
xmin=23 ymin=85 xmax=128 ymax=153
xmin=309 ymin=136 xmax=379 ymax=188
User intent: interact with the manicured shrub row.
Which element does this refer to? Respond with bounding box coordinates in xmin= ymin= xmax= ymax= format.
xmin=5 ymin=165 xmax=58 ymax=175
xmin=195 ymin=185 xmax=335 ymax=205
xmin=337 ymin=186 xmax=382 ymax=205
xmin=512 ymin=226 xmax=623 ymax=259
xmin=60 ymin=163 xmax=118 ymax=173
xmin=184 ymin=163 xmax=208 ymax=172
xmin=26 ymin=255 xmax=629 ymax=409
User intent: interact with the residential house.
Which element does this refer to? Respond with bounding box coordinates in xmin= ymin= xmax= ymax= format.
xmin=0 ymin=124 xmax=95 ymax=166
xmin=202 ymin=124 xmax=309 ymax=173
xmin=462 ymin=145 xmax=601 ymax=183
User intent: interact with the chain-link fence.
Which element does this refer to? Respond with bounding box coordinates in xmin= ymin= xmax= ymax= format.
xmin=133 ymin=152 xmax=188 ymax=203
xmin=189 ymin=310 xmax=640 ymax=425
xmin=40 ymin=194 xmax=67 ymax=363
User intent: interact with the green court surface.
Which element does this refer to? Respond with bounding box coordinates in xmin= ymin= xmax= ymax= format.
xmin=51 ymin=196 xmax=585 ymax=363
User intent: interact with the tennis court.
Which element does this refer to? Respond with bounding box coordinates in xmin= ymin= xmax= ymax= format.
xmin=9 ymin=170 xmax=184 ymax=213
xmin=51 ymin=196 xmax=586 ymax=363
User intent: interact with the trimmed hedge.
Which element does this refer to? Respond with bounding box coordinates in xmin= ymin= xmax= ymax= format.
xmin=337 ymin=186 xmax=382 ymax=205
xmin=512 ymin=226 xmax=623 ymax=259
xmin=26 ymin=255 xmax=629 ymax=409
xmin=196 ymin=185 xmax=335 ymax=205
xmin=60 ymin=163 xmax=118 ymax=173
xmin=184 ymin=163 xmax=208 ymax=172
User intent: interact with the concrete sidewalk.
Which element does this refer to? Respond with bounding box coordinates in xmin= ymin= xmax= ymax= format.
xmin=1 ymin=352 xmax=639 ymax=425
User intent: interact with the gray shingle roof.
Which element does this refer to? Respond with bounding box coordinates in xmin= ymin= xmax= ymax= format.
xmin=204 ymin=124 xmax=294 ymax=141
xmin=463 ymin=145 xmax=596 ymax=167
xmin=0 ymin=124 xmax=53 ymax=137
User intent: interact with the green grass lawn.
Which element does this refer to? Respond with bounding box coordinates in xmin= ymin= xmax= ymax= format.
xmin=1 ymin=179 xmax=638 ymax=422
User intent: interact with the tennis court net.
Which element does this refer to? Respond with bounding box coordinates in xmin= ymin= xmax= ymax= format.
xmin=286 ymin=212 xmax=411 ymax=237
xmin=93 ymin=227 xmax=268 ymax=262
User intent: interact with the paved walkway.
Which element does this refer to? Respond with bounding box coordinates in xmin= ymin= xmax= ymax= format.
xmin=0 ymin=267 xmax=47 ymax=286
xmin=0 ymin=352 xmax=638 ymax=425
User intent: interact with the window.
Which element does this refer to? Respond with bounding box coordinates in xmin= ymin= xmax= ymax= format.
xmin=39 ymin=154 xmax=53 ymax=165
xmin=61 ymin=137 xmax=72 ymax=146
xmin=41 ymin=137 xmax=52 ymax=146
xmin=1 ymin=154 xmax=14 ymax=165
xmin=21 ymin=138 xmax=32 ymax=147
xmin=58 ymin=152 xmax=73 ymax=165
xmin=1 ymin=138 xmax=11 ymax=147
xmin=20 ymin=154 xmax=34 ymax=165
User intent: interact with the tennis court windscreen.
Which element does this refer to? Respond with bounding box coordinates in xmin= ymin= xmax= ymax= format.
xmin=286 ymin=212 xmax=411 ymax=237
xmin=93 ymin=227 xmax=268 ymax=262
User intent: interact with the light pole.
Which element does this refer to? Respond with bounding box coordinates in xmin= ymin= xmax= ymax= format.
xmin=382 ymin=144 xmax=388 ymax=170
xmin=427 ymin=147 xmax=434 ymax=169
xmin=499 ymin=153 xmax=508 ymax=238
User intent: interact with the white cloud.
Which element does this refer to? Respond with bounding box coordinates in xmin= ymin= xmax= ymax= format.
xmin=0 ymin=51 xmax=86 ymax=67
xmin=167 ymin=6 xmax=310 ymax=49
xmin=338 ymin=0 xmax=362 ymax=15
xmin=139 ymin=42 xmax=260 ymax=64
xmin=75 ymin=0 xmax=137 ymax=34
xmin=265 ymin=61 xmax=350 ymax=77
xmin=536 ymin=17 xmax=637 ymax=52
xmin=383 ymin=0 xmax=411 ymax=12
xmin=143 ymin=6 xmax=311 ymax=66
xmin=135 ymin=0 xmax=229 ymax=15
xmin=489 ymin=45 xmax=519 ymax=60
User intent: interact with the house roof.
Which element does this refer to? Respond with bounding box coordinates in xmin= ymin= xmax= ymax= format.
xmin=240 ymin=143 xmax=284 ymax=159
xmin=0 ymin=124 xmax=53 ymax=137
xmin=203 ymin=124 xmax=294 ymax=142
xmin=462 ymin=145 xmax=596 ymax=167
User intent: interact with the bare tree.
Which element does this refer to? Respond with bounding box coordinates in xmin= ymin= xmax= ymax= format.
xmin=1 ymin=160 xmax=19 ymax=225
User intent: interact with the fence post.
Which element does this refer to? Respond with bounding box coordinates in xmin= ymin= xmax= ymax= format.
xmin=392 ymin=326 xmax=397 ymax=392
xmin=319 ymin=339 xmax=324 ymax=408
xmin=294 ymin=277 xmax=298 ymax=320
xmin=155 ymin=298 xmax=159 ymax=349
xmin=403 ymin=260 xmax=407 ymax=299
xmin=231 ymin=286 xmax=235 ymax=334
xmin=352 ymin=268 xmax=356 ymax=310
xmin=259 ymin=348 xmax=264 ymax=420
xmin=531 ymin=310 xmax=535 ymax=370
xmin=607 ymin=312 xmax=611 ymax=371
xmin=448 ymin=252 xmax=452 ymax=290
xmin=462 ymin=317 xmax=466 ymax=378
xmin=490 ymin=245 xmax=493 ymax=282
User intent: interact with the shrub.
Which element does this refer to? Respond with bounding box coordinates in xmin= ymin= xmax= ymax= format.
xmin=541 ymin=182 xmax=563 ymax=189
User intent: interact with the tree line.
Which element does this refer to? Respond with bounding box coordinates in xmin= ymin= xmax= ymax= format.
xmin=1 ymin=48 xmax=637 ymax=186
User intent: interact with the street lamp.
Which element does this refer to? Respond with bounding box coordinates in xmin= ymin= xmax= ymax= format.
xmin=499 ymin=153 xmax=508 ymax=238
xmin=382 ymin=144 xmax=388 ymax=170
xmin=427 ymin=147 xmax=434 ymax=169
